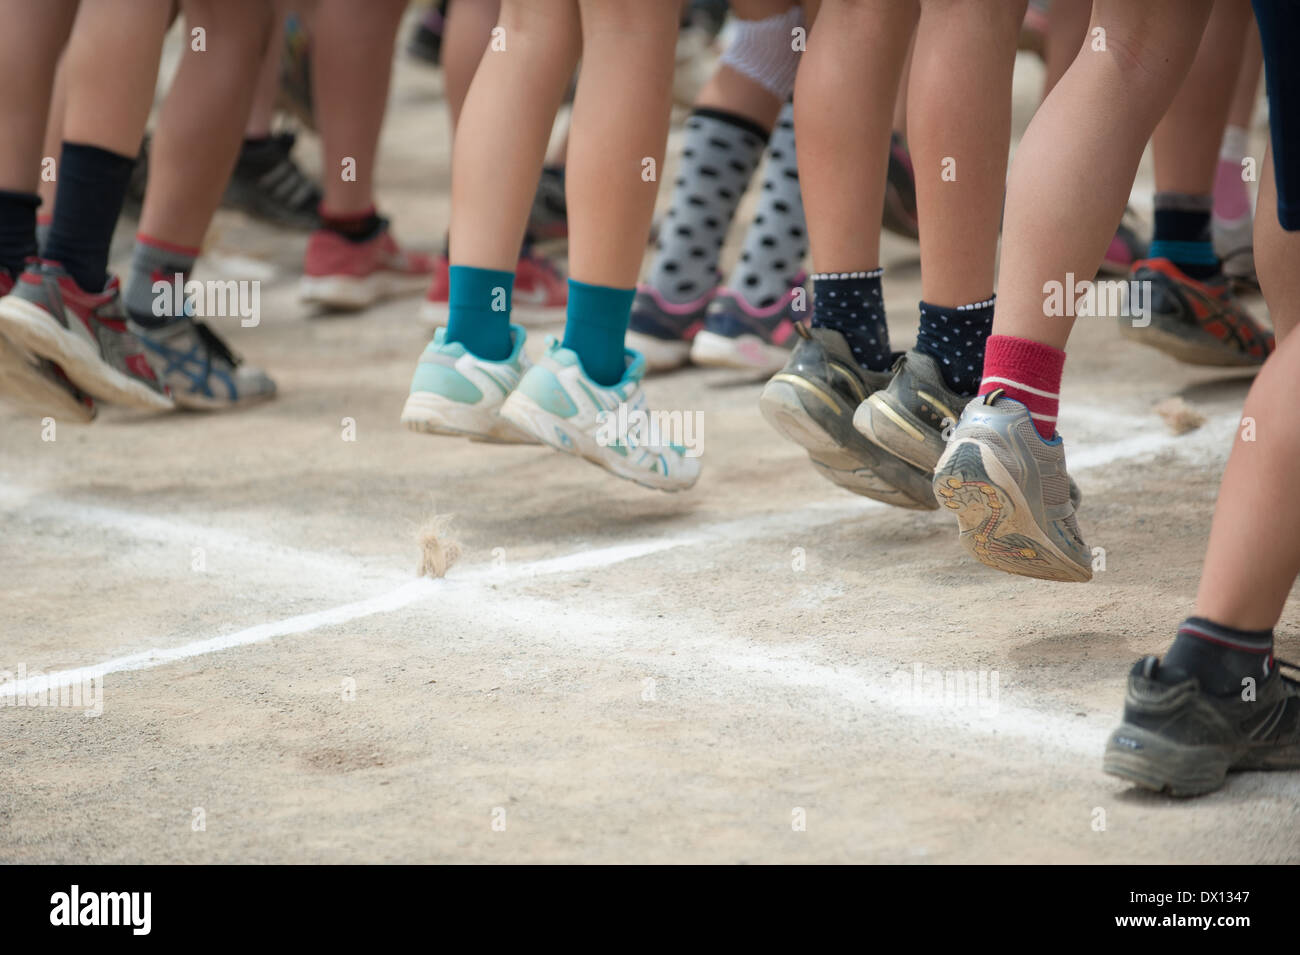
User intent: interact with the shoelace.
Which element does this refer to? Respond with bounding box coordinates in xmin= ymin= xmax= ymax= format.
xmin=193 ymin=321 xmax=240 ymax=369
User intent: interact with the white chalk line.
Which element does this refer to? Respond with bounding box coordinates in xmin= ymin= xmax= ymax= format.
xmin=0 ymin=409 xmax=1245 ymax=759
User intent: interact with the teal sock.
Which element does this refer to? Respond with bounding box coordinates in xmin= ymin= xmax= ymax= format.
xmin=445 ymin=264 xmax=514 ymax=360
xmin=561 ymin=278 xmax=633 ymax=386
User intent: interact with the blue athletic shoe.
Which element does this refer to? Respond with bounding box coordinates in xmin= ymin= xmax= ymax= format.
xmin=133 ymin=318 xmax=275 ymax=411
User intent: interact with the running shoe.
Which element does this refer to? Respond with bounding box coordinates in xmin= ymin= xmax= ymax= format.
xmin=401 ymin=324 xmax=536 ymax=444
xmin=0 ymin=269 xmax=96 ymax=421
xmin=1213 ymin=217 xmax=1257 ymax=291
xmin=626 ymin=284 xmax=713 ymax=373
xmin=933 ymin=390 xmax=1091 ymax=582
xmin=134 ymin=318 xmax=275 ymax=411
xmin=300 ymin=221 xmax=435 ymax=311
xmin=883 ymin=133 xmax=919 ymax=241
xmin=418 ymin=249 xmax=567 ymax=325
xmin=1121 ymin=257 xmax=1272 ymax=367
xmin=500 ymin=338 xmax=702 ymax=492
xmin=0 ymin=261 xmax=172 ymax=411
xmin=689 ymin=277 xmax=807 ymax=375
xmin=1104 ymin=654 xmax=1300 ymax=796
xmin=222 ymin=131 xmax=322 ymax=231
xmin=854 ymin=349 xmax=974 ymax=473
xmin=1097 ymin=209 xmax=1148 ymax=276
xmin=758 ymin=324 xmax=937 ymax=510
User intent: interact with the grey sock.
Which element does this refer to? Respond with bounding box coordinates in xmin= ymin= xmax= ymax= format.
xmin=35 ymin=220 xmax=52 ymax=254
xmin=726 ymin=103 xmax=807 ymax=309
xmin=125 ymin=238 xmax=198 ymax=329
xmin=648 ymin=108 xmax=768 ymax=305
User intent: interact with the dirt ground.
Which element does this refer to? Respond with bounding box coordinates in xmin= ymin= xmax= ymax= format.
xmin=2 ymin=29 xmax=1297 ymax=865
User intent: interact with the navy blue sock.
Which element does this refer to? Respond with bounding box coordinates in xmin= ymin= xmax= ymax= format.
xmin=0 ymin=190 xmax=40 ymax=278
xmin=914 ymin=296 xmax=995 ymax=396
xmin=1162 ymin=616 xmax=1275 ymax=697
xmin=1149 ymin=192 xmax=1219 ymax=281
xmin=562 ymin=279 xmax=632 ymax=386
xmin=445 ymin=265 xmax=514 ymax=361
xmin=810 ymin=269 xmax=890 ymax=371
xmin=42 ymin=142 xmax=136 ymax=292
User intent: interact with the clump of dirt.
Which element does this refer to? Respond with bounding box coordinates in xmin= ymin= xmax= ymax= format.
xmin=1153 ymin=396 xmax=1205 ymax=435
xmin=417 ymin=513 xmax=462 ymax=578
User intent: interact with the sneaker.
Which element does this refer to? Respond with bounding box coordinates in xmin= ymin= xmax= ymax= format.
xmin=0 ymin=261 xmax=172 ymax=411
xmin=418 ymin=250 xmax=567 ymax=326
xmin=400 ymin=324 xmax=537 ymax=444
xmin=1097 ymin=209 xmax=1148 ymax=276
xmin=500 ymin=338 xmax=702 ymax=492
xmin=689 ymin=277 xmax=808 ymax=375
xmin=854 ymin=349 xmax=974 ymax=473
xmin=0 ymin=269 xmax=96 ymax=421
xmin=300 ymin=222 xmax=435 ymax=311
xmin=1121 ymin=257 xmax=1273 ymax=367
xmin=758 ymin=324 xmax=937 ymax=510
xmin=1104 ymin=654 xmax=1300 ymax=796
xmin=626 ymin=284 xmax=713 ymax=373
xmin=134 ymin=318 xmax=275 ymax=411
xmin=222 ymin=131 xmax=322 ymax=231
xmin=883 ymin=133 xmax=919 ymax=241
xmin=933 ymin=390 xmax=1091 ymax=582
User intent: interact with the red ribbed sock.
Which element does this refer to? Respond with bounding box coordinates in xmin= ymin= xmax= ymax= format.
xmin=979 ymin=334 xmax=1065 ymax=439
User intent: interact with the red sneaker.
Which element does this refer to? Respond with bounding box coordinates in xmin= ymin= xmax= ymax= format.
xmin=0 ymin=261 xmax=170 ymax=411
xmin=419 ymin=248 xmax=567 ymax=326
xmin=300 ymin=222 xmax=435 ymax=310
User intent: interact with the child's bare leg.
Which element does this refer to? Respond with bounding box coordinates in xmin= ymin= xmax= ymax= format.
xmin=449 ymin=1 xmax=578 ymax=271
xmin=313 ymin=0 xmax=407 ymax=217
xmin=244 ymin=0 xmax=288 ymax=140
xmin=442 ymin=0 xmax=500 ymax=134
xmin=1040 ymin=0 xmax=1089 ymax=99
xmin=994 ymin=0 xmax=1212 ymax=354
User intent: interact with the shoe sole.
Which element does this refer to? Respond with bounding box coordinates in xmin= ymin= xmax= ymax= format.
xmin=1103 ymin=724 xmax=1233 ymax=797
xmin=690 ymin=330 xmax=789 ymax=375
xmin=625 ymin=331 xmax=693 ymax=374
xmin=171 ymin=386 xmax=277 ymax=412
xmin=300 ymin=273 xmax=430 ymax=311
xmin=758 ymin=373 xmax=936 ymax=510
xmin=933 ymin=439 xmax=1092 ymax=582
xmin=0 ymin=332 xmax=96 ymax=422
xmin=0 ymin=296 xmax=173 ymax=412
xmin=417 ymin=299 xmax=566 ymax=328
xmin=400 ymin=390 xmax=537 ymax=445
xmin=1119 ymin=319 xmax=1264 ymax=368
xmin=854 ymin=391 xmax=948 ymax=473
xmin=498 ymin=390 xmax=697 ymax=492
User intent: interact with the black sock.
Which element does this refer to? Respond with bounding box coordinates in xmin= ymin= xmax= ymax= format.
xmin=810 ymin=269 xmax=891 ymax=371
xmin=1161 ymin=616 xmax=1275 ymax=696
xmin=0 ymin=190 xmax=40 ymax=277
xmin=914 ymin=296 xmax=995 ymax=396
xmin=322 ymin=208 xmax=385 ymax=244
xmin=42 ymin=142 xmax=136 ymax=292
xmin=1150 ymin=192 xmax=1219 ymax=281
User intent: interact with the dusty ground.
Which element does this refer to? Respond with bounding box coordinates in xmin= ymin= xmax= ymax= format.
xmin=2 ymin=30 xmax=1297 ymax=865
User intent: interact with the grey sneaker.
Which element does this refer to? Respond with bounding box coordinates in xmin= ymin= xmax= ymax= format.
xmin=758 ymin=324 xmax=937 ymax=510
xmin=854 ymin=349 xmax=974 ymax=472
xmin=1104 ymin=655 xmax=1300 ymax=796
xmin=933 ymin=390 xmax=1091 ymax=582
xmin=133 ymin=318 xmax=276 ymax=411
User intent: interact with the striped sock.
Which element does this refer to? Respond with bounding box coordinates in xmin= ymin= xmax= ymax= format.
xmin=979 ymin=334 xmax=1064 ymax=440
xmin=1163 ymin=616 xmax=1275 ymax=697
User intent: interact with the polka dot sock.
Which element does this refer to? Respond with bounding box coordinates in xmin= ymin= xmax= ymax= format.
xmin=647 ymin=108 xmax=768 ymax=305
xmin=914 ymin=296 xmax=995 ymax=396
xmin=725 ymin=103 xmax=807 ymax=308
xmin=810 ymin=269 xmax=890 ymax=371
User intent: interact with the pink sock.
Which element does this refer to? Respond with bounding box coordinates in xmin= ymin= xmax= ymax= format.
xmin=979 ymin=334 xmax=1065 ymax=440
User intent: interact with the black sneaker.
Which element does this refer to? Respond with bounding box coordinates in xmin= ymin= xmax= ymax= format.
xmin=1104 ymin=654 xmax=1300 ymax=796
xmin=854 ymin=349 xmax=974 ymax=473
xmin=758 ymin=324 xmax=937 ymax=510
xmin=222 ymin=131 xmax=322 ymax=231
